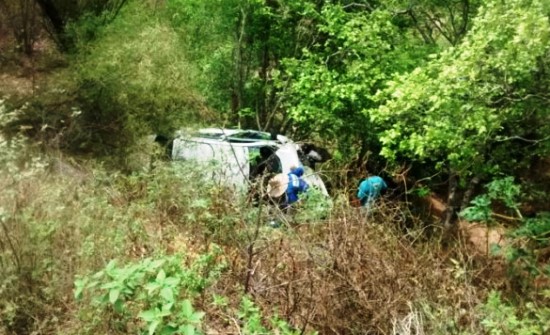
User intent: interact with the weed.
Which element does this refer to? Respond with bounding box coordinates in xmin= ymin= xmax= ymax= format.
xmin=479 ymin=291 xmax=550 ymax=335
xmin=74 ymin=250 xmax=225 ymax=335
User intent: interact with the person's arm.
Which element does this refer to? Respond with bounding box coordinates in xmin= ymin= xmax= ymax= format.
xmin=358 ymin=180 xmax=370 ymax=199
xmin=299 ymin=179 xmax=309 ymax=193
xmin=287 ymin=190 xmax=298 ymax=204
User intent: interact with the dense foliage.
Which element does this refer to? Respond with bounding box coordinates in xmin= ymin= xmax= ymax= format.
xmin=374 ymin=0 xmax=550 ymax=177
xmin=68 ymin=2 xmax=208 ymax=156
xmin=3 ymin=0 xmax=548 ymax=182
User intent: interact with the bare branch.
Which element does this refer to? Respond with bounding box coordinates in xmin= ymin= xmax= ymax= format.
xmin=422 ymin=10 xmax=454 ymax=45
xmin=408 ymin=10 xmax=436 ymax=44
xmin=342 ymin=2 xmax=374 ymax=11
xmin=494 ymin=135 xmax=550 ymax=144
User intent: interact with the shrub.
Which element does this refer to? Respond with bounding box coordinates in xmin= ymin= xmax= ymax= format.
xmin=65 ymin=1 xmax=211 ymax=159
xmin=461 ymin=176 xmax=522 ymax=223
xmin=480 ymin=291 xmax=550 ymax=335
xmin=461 ymin=176 xmax=550 ymax=293
xmin=74 ymin=250 xmax=226 ymax=335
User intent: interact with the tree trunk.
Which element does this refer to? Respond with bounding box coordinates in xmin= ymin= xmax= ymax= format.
xmin=444 ymin=172 xmax=458 ymax=227
xmin=460 ymin=175 xmax=480 ymax=212
xmin=34 ymin=0 xmax=66 ymax=49
xmin=233 ymin=5 xmax=247 ymax=126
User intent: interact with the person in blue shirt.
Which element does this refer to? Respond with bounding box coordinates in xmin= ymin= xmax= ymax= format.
xmin=268 ymin=166 xmax=309 ymax=207
xmin=357 ymin=175 xmax=387 ymax=208
xmin=286 ymin=166 xmax=309 ymax=204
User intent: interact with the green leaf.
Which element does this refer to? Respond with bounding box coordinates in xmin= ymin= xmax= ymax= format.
xmin=179 ymin=324 xmax=196 ymax=335
xmin=149 ymin=319 xmax=161 ymax=335
xmin=156 ymin=269 xmax=166 ymax=282
xmin=212 ymin=294 xmax=228 ymax=307
xmin=160 ymin=287 xmax=174 ymax=302
xmin=164 ymin=277 xmax=180 ymax=287
xmin=109 ymin=288 xmax=120 ymax=304
xmin=139 ymin=309 xmax=158 ymax=322
xmin=162 ymin=302 xmax=174 ymax=313
xmin=101 ymin=281 xmax=119 ymax=289
xmin=160 ymin=325 xmax=178 ymax=335
xmin=180 ymin=299 xmax=193 ymax=318
xmin=74 ymin=278 xmax=88 ymax=300
xmin=145 ymin=281 xmax=161 ymax=294
xmin=113 ymin=299 xmax=125 ymax=313
xmin=188 ymin=311 xmax=205 ymax=323
xmin=105 ymin=259 xmax=117 ymax=271
xmin=150 ymin=259 xmax=166 ymax=270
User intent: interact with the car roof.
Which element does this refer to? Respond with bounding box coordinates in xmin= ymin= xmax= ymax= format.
xmin=176 ymin=128 xmax=289 ymax=146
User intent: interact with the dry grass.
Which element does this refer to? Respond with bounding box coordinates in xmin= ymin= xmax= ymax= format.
xmin=198 ymin=199 xmax=500 ymax=334
xmin=392 ymin=305 xmax=424 ymax=335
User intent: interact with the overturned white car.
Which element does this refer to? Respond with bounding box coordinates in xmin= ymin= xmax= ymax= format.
xmin=169 ymin=128 xmax=329 ymax=195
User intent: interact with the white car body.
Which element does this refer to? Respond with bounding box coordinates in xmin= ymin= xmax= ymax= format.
xmin=171 ymin=128 xmax=328 ymax=195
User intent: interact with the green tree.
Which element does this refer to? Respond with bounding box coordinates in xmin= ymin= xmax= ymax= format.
xmin=277 ymin=2 xmax=435 ymax=171
xmin=388 ymin=0 xmax=479 ymax=46
xmin=69 ymin=1 xmax=206 ymax=157
xmin=164 ymin=0 xmax=240 ymax=119
xmin=371 ymin=0 xmax=550 ymax=218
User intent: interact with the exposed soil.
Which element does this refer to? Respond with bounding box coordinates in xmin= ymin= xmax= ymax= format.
xmin=0 ymin=72 xmax=36 ymax=97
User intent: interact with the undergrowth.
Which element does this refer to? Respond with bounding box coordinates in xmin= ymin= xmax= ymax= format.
xmin=1 ymin=100 xmax=549 ymax=334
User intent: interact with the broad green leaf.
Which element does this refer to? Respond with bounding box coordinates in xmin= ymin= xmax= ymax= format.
xmin=109 ymin=288 xmax=120 ymax=304
xmin=160 ymin=325 xmax=178 ymax=335
xmin=113 ymin=299 xmax=125 ymax=313
xmin=180 ymin=299 xmax=193 ymax=318
xmin=179 ymin=324 xmax=196 ymax=335
xmin=188 ymin=311 xmax=205 ymax=323
xmin=101 ymin=281 xmax=119 ymax=289
xmin=139 ymin=309 xmax=158 ymax=322
xmin=149 ymin=319 xmax=161 ymax=335
xmin=164 ymin=277 xmax=180 ymax=287
xmin=105 ymin=259 xmax=117 ymax=271
xmin=150 ymin=259 xmax=166 ymax=270
xmin=160 ymin=287 xmax=174 ymax=302
xmin=145 ymin=281 xmax=161 ymax=294
xmin=162 ymin=302 xmax=174 ymax=313
xmin=156 ymin=269 xmax=166 ymax=282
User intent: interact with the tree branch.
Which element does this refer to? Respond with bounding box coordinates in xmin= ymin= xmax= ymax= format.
xmin=422 ymin=10 xmax=454 ymax=45
xmin=408 ymin=10 xmax=435 ymax=44
xmin=494 ymin=135 xmax=550 ymax=144
xmin=460 ymin=0 xmax=470 ymax=36
xmin=342 ymin=2 xmax=374 ymax=12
